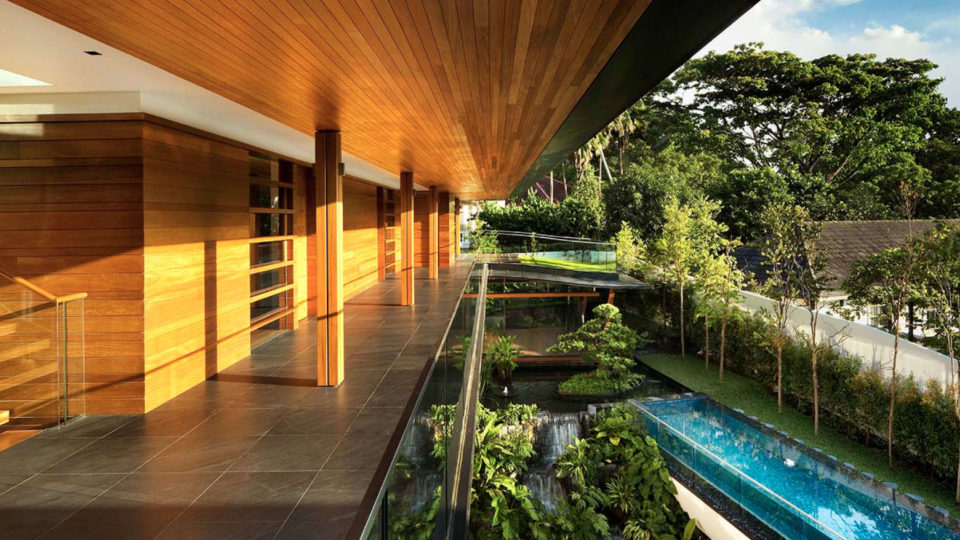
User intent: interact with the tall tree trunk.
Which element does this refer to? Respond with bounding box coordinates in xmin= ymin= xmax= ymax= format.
xmin=888 ymin=321 xmax=901 ymax=468
xmin=598 ymin=146 xmax=614 ymax=183
xmin=679 ymin=280 xmax=686 ymax=360
xmin=549 ymin=171 xmax=554 ymax=203
xmin=720 ymin=315 xmax=728 ymax=383
xmin=811 ymin=313 xmax=820 ymax=436
xmin=776 ymin=337 xmax=783 ymax=413
xmin=704 ymin=313 xmax=710 ymax=370
xmin=947 ymin=333 xmax=960 ymax=504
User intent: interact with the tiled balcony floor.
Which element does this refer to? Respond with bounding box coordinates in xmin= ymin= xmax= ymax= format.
xmin=0 ymin=261 xmax=473 ymax=540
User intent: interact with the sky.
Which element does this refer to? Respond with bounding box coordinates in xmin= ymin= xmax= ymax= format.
xmin=699 ymin=0 xmax=960 ymax=107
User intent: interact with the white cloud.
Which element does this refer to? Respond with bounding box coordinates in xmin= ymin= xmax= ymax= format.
xmin=700 ymin=0 xmax=959 ymax=106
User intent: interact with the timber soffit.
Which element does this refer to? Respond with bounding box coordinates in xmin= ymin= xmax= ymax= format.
xmin=13 ymin=0 xmax=649 ymax=199
xmin=512 ymin=0 xmax=760 ymax=198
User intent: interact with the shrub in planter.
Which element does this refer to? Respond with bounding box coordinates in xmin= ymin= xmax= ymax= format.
xmin=487 ymin=334 xmax=521 ymax=385
xmin=549 ymin=304 xmax=649 ymax=396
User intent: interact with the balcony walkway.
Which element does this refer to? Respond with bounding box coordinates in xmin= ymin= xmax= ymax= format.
xmin=0 ymin=260 xmax=474 ymax=540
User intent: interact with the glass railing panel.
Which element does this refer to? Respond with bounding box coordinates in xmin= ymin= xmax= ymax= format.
xmin=359 ymin=264 xmax=484 ymax=539
xmin=0 ymin=275 xmax=87 ymax=430
xmin=477 ymin=230 xmax=617 ymax=273
xmin=60 ymin=298 xmax=86 ymax=421
xmin=0 ymin=283 xmax=60 ymax=429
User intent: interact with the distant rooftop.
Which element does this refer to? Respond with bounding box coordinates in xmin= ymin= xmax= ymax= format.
xmin=736 ymin=219 xmax=960 ymax=296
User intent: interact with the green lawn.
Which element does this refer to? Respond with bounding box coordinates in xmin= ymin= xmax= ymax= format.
xmin=641 ymin=353 xmax=960 ymax=517
xmin=517 ymin=255 xmax=614 ymax=273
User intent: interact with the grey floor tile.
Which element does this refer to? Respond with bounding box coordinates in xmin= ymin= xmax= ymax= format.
xmin=366 ymin=385 xmax=416 ymax=408
xmin=108 ymin=408 xmax=214 ymax=438
xmin=63 ymin=471 xmax=220 ymax=524
xmin=347 ymin=410 xmax=403 ymax=436
xmin=310 ymin=469 xmax=376 ymax=492
xmin=37 ymin=415 xmax=136 ymax=439
xmin=156 ymin=520 xmax=283 ymax=540
xmin=177 ymin=471 xmax=314 ymax=522
xmin=285 ymin=487 xmax=364 ymax=525
xmin=138 ymin=433 xmax=259 ymax=473
xmin=0 ymin=436 xmax=96 ymax=474
xmin=322 ymin=435 xmax=389 ymax=471
xmin=268 ymin=408 xmax=360 ymax=436
xmin=0 ymin=473 xmax=124 ymax=539
xmin=44 ymin=437 xmax=176 ymax=474
xmin=229 ymin=435 xmax=341 ymax=472
xmin=188 ymin=408 xmax=284 ymax=439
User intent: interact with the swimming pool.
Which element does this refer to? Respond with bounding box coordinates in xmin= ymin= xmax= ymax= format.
xmin=637 ymin=396 xmax=960 ymax=540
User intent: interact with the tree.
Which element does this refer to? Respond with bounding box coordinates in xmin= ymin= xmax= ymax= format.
xmin=793 ymin=217 xmax=828 ymax=435
xmin=918 ymin=223 xmax=960 ymax=502
xmin=759 ymin=202 xmax=809 ymax=413
xmin=603 ymin=146 xmax=723 ymax=239
xmin=652 ymin=197 xmax=723 ymax=360
xmin=844 ymin=241 xmax=924 ymax=467
xmin=612 ymin=223 xmax=649 ymax=278
xmin=696 ymin=238 xmax=747 ymax=382
xmin=654 ymin=43 xmax=947 ymax=226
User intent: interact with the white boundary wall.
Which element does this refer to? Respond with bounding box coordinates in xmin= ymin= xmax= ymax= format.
xmin=672 ymin=479 xmax=749 ymax=540
xmin=735 ymin=290 xmax=955 ymax=388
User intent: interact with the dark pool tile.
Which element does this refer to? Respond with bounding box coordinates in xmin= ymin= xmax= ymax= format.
xmin=322 ymin=435 xmax=388 ymax=471
xmin=138 ymin=433 xmax=259 ymax=473
xmin=229 ymin=435 xmax=341 ymax=472
xmin=177 ymin=471 xmax=314 ymax=522
xmin=347 ymin=410 xmax=402 ymax=436
xmin=156 ymin=520 xmax=283 ymax=540
xmin=44 ymin=437 xmax=176 ymax=474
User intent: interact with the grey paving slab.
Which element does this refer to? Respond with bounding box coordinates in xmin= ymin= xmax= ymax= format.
xmin=0 ymin=260 xmax=474 ymax=539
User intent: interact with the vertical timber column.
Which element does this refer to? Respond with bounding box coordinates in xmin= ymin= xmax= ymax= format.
xmin=315 ymin=130 xmax=344 ymax=386
xmin=428 ymin=186 xmax=439 ymax=279
xmin=400 ymin=172 xmax=415 ymax=306
xmin=376 ymin=187 xmax=386 ymax=281
xmin=454 ymin=197 xmax=461 ymax=257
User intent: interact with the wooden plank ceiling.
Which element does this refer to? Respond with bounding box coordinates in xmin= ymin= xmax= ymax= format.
xmin=14 ymin=0 xmax=650 ymax=198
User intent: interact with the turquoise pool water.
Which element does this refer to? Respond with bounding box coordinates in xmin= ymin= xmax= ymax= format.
xmin=638 ymin=397 xmax=960 ymax=540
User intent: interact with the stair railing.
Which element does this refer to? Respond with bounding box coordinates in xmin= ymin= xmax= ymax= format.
xmin=0 ymin=270 xmax=87 ymax=428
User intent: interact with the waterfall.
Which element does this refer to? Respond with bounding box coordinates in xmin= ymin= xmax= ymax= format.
xmin=397 ymin=471 xmax=443 ymax=513
xmin=398 ymin=413 xmax=434 ymax=466
xmin=535 ymin=412 xmax=584 ymax=464
xmin=523 ymin=469 xmax=566 ymax=513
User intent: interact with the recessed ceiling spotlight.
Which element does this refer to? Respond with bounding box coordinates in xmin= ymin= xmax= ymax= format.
xmin=84 ymin=50 xmax=102 ymax=56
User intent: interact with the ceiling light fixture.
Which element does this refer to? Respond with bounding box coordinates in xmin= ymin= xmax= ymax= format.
xmin=84 ymin=50 xmax=102 ymax=56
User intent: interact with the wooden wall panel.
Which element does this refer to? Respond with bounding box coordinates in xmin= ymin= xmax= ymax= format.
xmin=142 ymin=121 xmax=250 ymax=411
xmin=0 ymin=117 xmax=145 ymax=420
xmin=342 ymin=177 xmax=380 ymax=300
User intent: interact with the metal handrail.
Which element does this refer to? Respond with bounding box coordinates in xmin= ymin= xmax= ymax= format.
xmin=436 ymin=263 xmax=489 ymax=540
xmin=638 ymin=402 xmax=846 ymax=540
xmin=489 ymin=229 xmax=615 ymax=247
